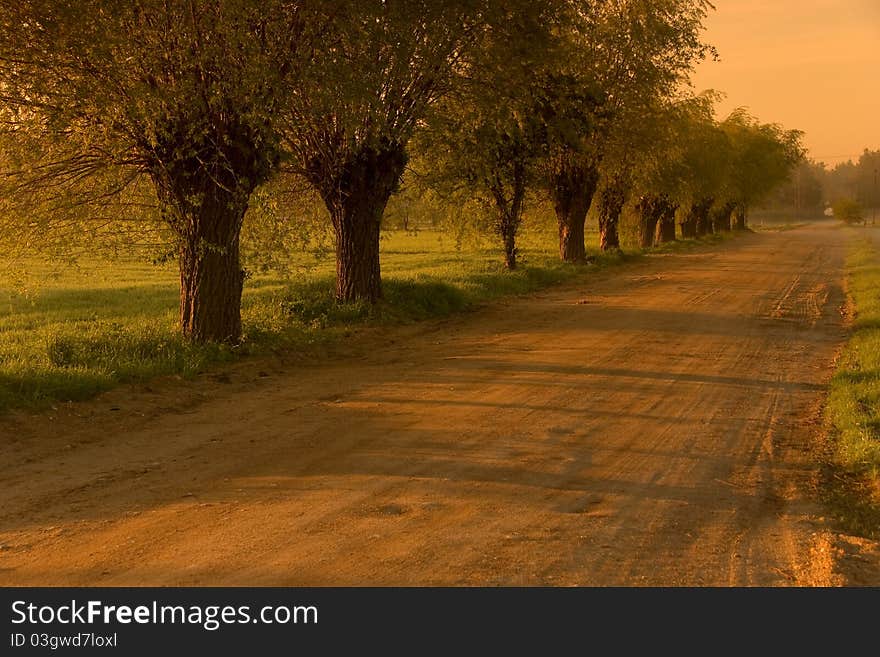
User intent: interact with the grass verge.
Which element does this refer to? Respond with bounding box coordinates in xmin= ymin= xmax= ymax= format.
xmin=824 ymin=232 xmax=880 ymax=538
xmin=0 ymin=228 xmax=729 ymax=413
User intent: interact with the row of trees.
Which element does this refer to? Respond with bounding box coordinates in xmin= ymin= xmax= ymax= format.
xmin=0 ymin=0 xmax=802 ymax=344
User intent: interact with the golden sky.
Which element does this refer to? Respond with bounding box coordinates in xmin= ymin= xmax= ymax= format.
xmin=692 ymin=0 xmax=880 ymax=165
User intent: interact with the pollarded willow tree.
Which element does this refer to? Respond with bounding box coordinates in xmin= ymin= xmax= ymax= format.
xmin=0 ymin=0 xmax=312 ymax=344
xmin=719 ymin=109 xmax=804 ymax=230
xmin=280 ymin=0 xmax=521 ymax=302
xmin=628 ymin=93 xmax=725 ymax=245
xmin=589 ymin=88 xmax=685 ymax=251
xmin=546 ymin=0 xmax=714 ymax=260
xmin=594 ymin=126 xmax=709 ymax=250
xmin=671 ymin=95 xmax=731 ymax=238
xmin=601 ymin=98 xmax=682 ymax=250
xmin=594 ymin=169 xmax=629 ymax=251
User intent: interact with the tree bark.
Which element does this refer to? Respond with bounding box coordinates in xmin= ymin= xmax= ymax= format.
xmin=597 ymin=180 xmax=626 ymax=251
xmin=503 ymin=231 xmax=518 ymax=269
xmin=693 ymin=197 xmax=714 ymax=237
xmin=312 ymin=141 xmax=408 ymax=303
xmin=733 ymin=204 xmax=747 ymax=230
xmin=331 ymin=203 xmax=383 ymax=302
xmin=681 ymin=198 xmax=711 ymax=238
xmin=680 ymin=207 xmax=697 ymax=238
xmin=712 ymin=201 xmax=735 ymax=233
xmin=655 ymin=198 xmax=678 ymax=244
xmin=490 ymin=161 xmax=527 ymax=270
xmin=637 ymin=195 xmax=663 ymax=249
xmin=153 ymin=160 xmax=259 ymax=344
xmin=176 ymin=191 xmax=248 ymax=344
xmin=551 ymin=162 xmax=599 ymax=263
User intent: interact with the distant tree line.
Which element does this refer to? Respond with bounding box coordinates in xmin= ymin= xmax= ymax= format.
xmin=757 ymin=149 xmax=879 ymax=222
xmin=0 ymin=0 xmax=803 ymax=344
xmin=823 ymin=151 xmax=880 ymax=224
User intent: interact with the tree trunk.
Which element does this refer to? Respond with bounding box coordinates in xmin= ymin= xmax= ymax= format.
xmin=680 ymin=216 xmax=696 ymax=238
xmin=155 ymin=171 xmax=253 ymax=344
xmin=551 ymin=162 xmax=599 ymax=263
xmin=148 ymin=117 xmax=278 ymax=344
xmin=314 ymin=142 xmax=408 ymax=303
xmin=637 ymin=195 xmax=662 ymax=249
xmin=655 ymin=199 xmax=678 ymax=244
xmin=694 ymin=198 xmax=714 ymax=237
xmin=597 ymin=180 xmax=626 ymax=251
xmin=712 ymin=201 xmax=735 ymax=232
xmin=332 ymin=204 xmax=383 ymax=302
xmin=680 ymin=206 xmax=697 ymax=238
xmin=682 ymin=198 xmax=711 ymax=238
xmin=177 ymin=197 xmax=247 ymax=344
xmin=733 ymin=204 xmax=747 ymax=230
xmin=558 ymin=210 xmax=586 ymax=262
xmin=491 ymin=161 xmax=527 ymax=270
xmin=503 ymin=231 xmax=518 ymax=269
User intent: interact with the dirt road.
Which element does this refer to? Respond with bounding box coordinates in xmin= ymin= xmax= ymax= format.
xmin=1 ymin=222 xmax=877 ymax=585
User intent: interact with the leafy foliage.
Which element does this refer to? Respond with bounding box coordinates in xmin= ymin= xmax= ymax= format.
xmin=833 ymin=198 xmax=865 ymax=225
xmin=0 ymin=0 xmax=807 ymax=340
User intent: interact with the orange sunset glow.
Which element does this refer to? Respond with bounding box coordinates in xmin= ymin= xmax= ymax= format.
xmin=693 ymin=0 xmax=880 ymax=165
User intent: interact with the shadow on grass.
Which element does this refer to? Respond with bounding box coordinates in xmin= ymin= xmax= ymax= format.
xmin=852 ymin=320 xmax=880 ymax=332
xmin=831 ymin=368 xmax=880 ymax=386
xmin=821 ymin=464 xmax=880 ymax=540
xmin=278 ymin=266 xmax=579 ymax=329
xmin=0 ymin=268 xmax=576 ymax=411
xmin=0 ymin=370 xmax=115 ymax=409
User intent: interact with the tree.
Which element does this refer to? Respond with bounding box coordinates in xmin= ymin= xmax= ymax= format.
xmin=594 ymin=172 xmax=629 ymax=251
xmin=719 ymin=109 xmax=804 ymax=230
xmin=833 ymin=198 xmax=864 ymax=225
xmin=624 ymin=99 xmax=699 ymax=247
xmin=280 ymin=0 xmax=519 ymax=302
xmin=687 ymin=119 xmax=731 ymax=237
xmin=545 ymin=0 xmax=713 ymax=259
xmin=592 ymin=93 xmax=686 ymax=251
xmin=852 ymin=150 xmax=880 ymax=219
xmin=824 ymin=150 xmax=880 ymax=215
xmin=416 ymin=6 xmax=563 ymax=269
xmin=542 ymin=72 xmax=603 ymax=263
xmin=632 ymin=93 xmax=724 ymax=241
xmin=421 ymin=87 xmax=549 ymax=270
xmin=0 ymin=0 xmax=310 ymax=343
xmin=635 ymin=194 xmax=678 ymax=247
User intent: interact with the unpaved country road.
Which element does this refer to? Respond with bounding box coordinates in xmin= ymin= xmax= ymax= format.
xmin=1 ymin=222 xmax=878 ymax=586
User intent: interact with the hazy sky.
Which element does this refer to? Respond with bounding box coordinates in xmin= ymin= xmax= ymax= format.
xmin=692 ymin=0 xmax=880 ymax=166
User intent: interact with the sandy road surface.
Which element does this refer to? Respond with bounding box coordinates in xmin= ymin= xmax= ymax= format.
xmin=1 ymin=223 xmax=877 ymax=586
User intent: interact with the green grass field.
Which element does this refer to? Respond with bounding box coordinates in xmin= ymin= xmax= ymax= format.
xmin=0 ymin=225 xmax=732 ymax=413
xmin=825 ymin=230 xmax=880 ymax=535
xmin=0 ymin=228 xmax=604 ymax=411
